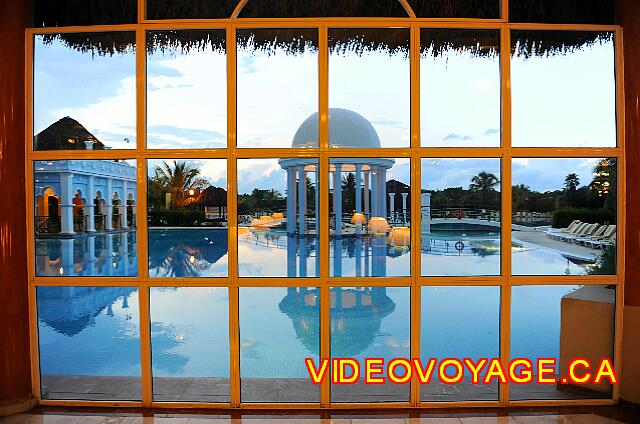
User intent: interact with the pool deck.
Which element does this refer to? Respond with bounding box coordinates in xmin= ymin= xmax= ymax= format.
xmin=41 ymin=376 xmax=609 ymax=403
xmin=512 ymin=228 xmax=601 ymax=261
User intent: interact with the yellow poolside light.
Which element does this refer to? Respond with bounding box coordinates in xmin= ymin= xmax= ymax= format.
xmin=259 ymin=215 xmax=273 ymax=221
xmin=351 ymin=212 xmax=366 ymax=225
xmin=368 ymin=216 xmax=390 ymax=234
xmin=272 ymin=212 xmax=284 ymax=219
xmin=238 ymin=226 xmax=251 ymax=235
xmin=387 ymin=227 xmax=410 ymax=247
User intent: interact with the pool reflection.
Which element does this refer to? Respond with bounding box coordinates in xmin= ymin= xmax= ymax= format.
xmin=36 ymin=231 xmax=137 ymax=277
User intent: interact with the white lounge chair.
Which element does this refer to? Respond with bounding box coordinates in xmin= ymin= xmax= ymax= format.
xmin=584 ymin=226 xmax=617 ymax=249
xmin=559 ymin=223 xmax=600 ymax=242
xmin=545 ymin=220 xmax=581 ymax=238
xmin=574 ymin=224 xmax=609 ymax=245
xmin=550 ymin=222 xmax=588 ymax=241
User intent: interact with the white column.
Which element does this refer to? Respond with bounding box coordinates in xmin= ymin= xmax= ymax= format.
xmin=121 ymin=180 xmax=129 ymax=229
xmin=298 ymin=168 xmax=307 ymax=234
xmin=334 ymin=164 xmax=342 ymax=235
xmin=421 ymin=192 xmax=432 ymax=234
xmin=389 ymin=192 xmax=396 ymax=222
xmin=370 ymin=168 xmax=377 ymax=216
xmin=363 ymin=170 xmax=370 ymax=218
xmin=287 ymin=166 xmax=296 ymax=234
xmin=378 ymin=170 xmax=387 ymax=219
xmin=401 ymin=192 xmax=409 ymax=225
xmin=59 ymin=172 xmax=74 ymax=235
xmin=355 ymin=164 xmax=362 ymax=235
xmin=105 ymin=178 xmax=113 ymax=231
xmin=87 ymin=176 xmax=95 ymax=232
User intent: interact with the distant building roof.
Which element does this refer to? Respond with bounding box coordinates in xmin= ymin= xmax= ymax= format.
xmin=34 ymin=116 xmax=105 ymax=150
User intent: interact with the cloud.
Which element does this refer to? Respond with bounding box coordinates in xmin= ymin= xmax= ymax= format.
xmin=443 ymin=133 xmax=474 ymax=142
xmin=239 ymin=56 xmax=258 ymax=74
xmin=483 ymin=128 xmax=499 ymax=136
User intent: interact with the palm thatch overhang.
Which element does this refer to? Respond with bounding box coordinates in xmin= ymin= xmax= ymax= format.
xmin=40 ymin=26 xmax=613 ymax=62
xmin=34 ymin=0 xmax=615 ymax=26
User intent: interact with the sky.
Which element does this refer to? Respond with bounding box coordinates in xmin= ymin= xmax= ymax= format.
xmin=34 ymin=31 xmax=615 ymax=192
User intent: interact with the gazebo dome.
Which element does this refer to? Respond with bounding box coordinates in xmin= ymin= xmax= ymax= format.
xmin=292 ymin=108 xmax=381 ymax=148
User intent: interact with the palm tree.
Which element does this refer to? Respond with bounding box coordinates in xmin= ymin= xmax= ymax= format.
xmin=469 ymin=172 xmax=500 ymax=205
xmin=154 ymin=160 xmax=208 ymax=208
xmin=565 ymin=173 xmax=580 ymax=208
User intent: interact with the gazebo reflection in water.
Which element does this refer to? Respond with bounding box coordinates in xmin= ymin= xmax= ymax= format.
xmin=279 ymin=286 xmax=396 ymax=357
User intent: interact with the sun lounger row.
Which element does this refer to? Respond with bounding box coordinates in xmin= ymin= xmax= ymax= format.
xmin=545 ymin=220 xmax=616 ymax=249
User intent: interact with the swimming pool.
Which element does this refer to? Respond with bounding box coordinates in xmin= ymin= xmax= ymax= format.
xmin=37 ymin=285 xmax=612 ymax=384
xmin=34 ymin=228 xmax=594 ymax=277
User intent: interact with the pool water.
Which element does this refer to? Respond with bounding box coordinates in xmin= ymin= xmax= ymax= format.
xmin=35 ymin=228 xmax=593 ymax=278
xmin=37 ymin=284 xmax=605 ymax=379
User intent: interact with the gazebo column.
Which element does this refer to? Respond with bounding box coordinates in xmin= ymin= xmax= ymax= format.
xmin=59 ymin=172 xmax=74 ymax=235
xmin=334 ymin=163 xmax=342 ymax=235
xmin=287 ymin=166 xmax=296 ymax=234
xmin=287 ymin=234 xmax=297 ymax=277
xmin=378 ymin=169 xmax=387 ymax=219
xmin=86 ymin=176 xmax=95 ymax=232
xmin=105 ymin=178 xmax=113 ymax=231
xmin=363 ymin=169 xmax=370 ymax=218
xmin=370 ymin=168 xmax=378 ymax=217
xmin=355 ymin=164 xmax=362 ymax=235
xmin=298 ymin=168 xmax=307 ymax=234
xmin=121 ymin=180 xmax=129 ymax=230
xmin=402 ymin=192 xmax=408 ymax=225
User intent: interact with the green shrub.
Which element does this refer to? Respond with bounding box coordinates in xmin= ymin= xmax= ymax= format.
xmin=551 ymin=208 xmax=615 ymax=229
xmin=148 ymin=209 xmax=206 ymax=227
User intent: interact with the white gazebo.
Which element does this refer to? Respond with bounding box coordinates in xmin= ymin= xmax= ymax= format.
xmin=279 ymin=108 xmax=394 ymax=236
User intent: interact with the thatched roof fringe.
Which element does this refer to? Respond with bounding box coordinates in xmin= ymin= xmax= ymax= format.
xmin=328 ymin=28 xmax=410 ymax=58
xmin=38 ymin=28 xmax=612 ymax=61
xmin=420 ymin=29 xmax=499 ymax=59
xmin=511 ymin=31 xmax=613 ymax=59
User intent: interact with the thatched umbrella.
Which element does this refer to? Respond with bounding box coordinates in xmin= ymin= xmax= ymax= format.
xmin=199 ymin=185 xmax=227 ymax=207
xmin=34 ymin=116 xmax=104 ymax=150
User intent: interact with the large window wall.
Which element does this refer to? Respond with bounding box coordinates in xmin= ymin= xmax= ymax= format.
xmin=26 ymin=0 xmax=624 ymax=409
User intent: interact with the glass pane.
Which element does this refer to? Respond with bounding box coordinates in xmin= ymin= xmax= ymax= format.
xmin=34 ymin=0 xmax=136 ymax=26
xmin=238 ymin=0 xmax=409 ymax=17
xmin=420 ymin=29 xmax=500 ymax=147
xmin=146 ymin=0 xmax=235 ymax=19
xmin=421 ymin=286 xmax=500 ymax=401
xmin=150 ymin=287 xmax=230 ymax=402
xmin=34 ymin=33 xmax=136 ymax=150
xmin=510 ymin=0 xmax=614 ymax=24
xmin=330 ymin=158 xmax=411 ymax=277
xmin=147 ymin=30 xmax=227 ymax=149
xmin=37 ymin=286 xmax=141 ymax=400
xmin=407 ymin=0 xmax=500 ymax=18
xmin=421 ymin=158 xmax=501 ymax=276
xmin=511 ymin=31 xmax=616 ymax=147
xmin=240 ymin=287 xmax=320 ymax=403
xmin=330 ymin=286 xmax=410 ymax=403
xmin=237 ymin=29 xmax=318 ymax=148
xmin=34 ymin=160 xmax=138 ymax=277
xmin=512 ymin=158 xmax=617 ymax=276
xmin=237 ymin=159 xmax=318 ymax=277
xmin=329 ymin=28 xmax=410 ymax=148
xmin=511 ymin=285 xmax=615 ymax=400
xmin=147 ymin=159 xmax=228 ymax=278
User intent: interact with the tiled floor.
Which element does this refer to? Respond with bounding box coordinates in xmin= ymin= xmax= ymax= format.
xmin=2 ymin=407 xmax=640 ymax=424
